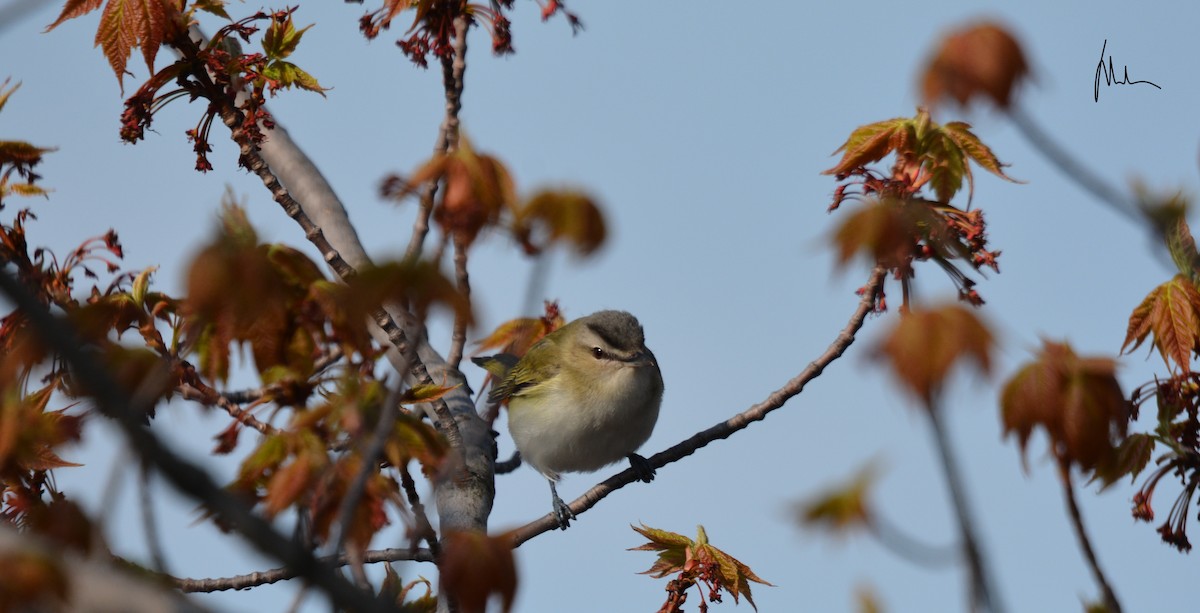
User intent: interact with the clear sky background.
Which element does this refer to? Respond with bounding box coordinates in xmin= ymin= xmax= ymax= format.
xmin=1 ymin=1 xmax=1197 ymax=611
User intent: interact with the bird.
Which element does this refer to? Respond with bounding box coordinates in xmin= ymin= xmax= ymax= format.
xmin=473 ymin=310 xmax=663 ymax=529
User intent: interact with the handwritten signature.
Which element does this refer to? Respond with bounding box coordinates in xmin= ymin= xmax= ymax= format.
xmin=1094 ymin=39 xmax=1161 ymax=102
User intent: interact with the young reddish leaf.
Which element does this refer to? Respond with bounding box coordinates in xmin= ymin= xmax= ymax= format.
xmin=384 ymin=413 xmax=448 ymax=473
xmin=830 ymin=201 xmax=920 ymax=270
xmin=190 ymin=0 xmax=229 ymax=20
xmin=45 ymin=0 xmax=104 ymax=31
xmin=263 ymin=453 xmax=314 ymax=517
xmin=1121 ymin=275 xmax=1200 ymax=373
xmin=631 ymin=524 xmax=772 ymax=611
xmin=0 ymin=80 xmax=21 ymax=114
xmin=513 ymin=190 xmax=607 ymax=256
xmin=439 ymin=530 xmax=518 ymax=613
xmin=921 ymin=22 xmax=1030 ymax=109
xmin=1092 ymin=433 xmax=1156 ymax=490
xmin=796 ymin=463 xmax=877 ymax=534
xmin=339 ymin=261 xmax=473 ymax=329
xmin=436 ymin=143 xmax=517 ymax=250
xmin=1001 ymin=340 xmax=1132 ymax=472
xmin=473 ymin=301 xmax=564 ymax=359
xmin=824 ymin=117 xmax=909 ymax=177
xmin=91 ymin=0 xmax=183 ymax=91
xmin=874 ymin=304 xmax=994 ymax=405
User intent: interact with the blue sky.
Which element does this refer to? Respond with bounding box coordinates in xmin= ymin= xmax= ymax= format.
xmin=2 ymin=1 xmax=1197 ymax=611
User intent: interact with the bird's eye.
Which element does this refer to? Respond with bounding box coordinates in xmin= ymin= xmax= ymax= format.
xmin=591 ymin=347 xmax=605 ymax=359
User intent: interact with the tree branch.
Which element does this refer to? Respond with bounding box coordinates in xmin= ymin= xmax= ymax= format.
xmin=1008 ymin=105 xmax=1138 ymax=223
xmin=512 ymin=266 xmax=887 ymax=545
xmin=175 ymin=547 xmax=436 ymax=593
xmin=177 ymin=382 xmax=278 ymax=436
xmin=868 ymin=512 xmax=960 ymax=570
xmin=926 ymin=403 xmax=1005 ymax=613
xmin=1057 ymin=459 xmax=1123 ymax=613
xmin=403 ymin=13 xmax=468 ymax=262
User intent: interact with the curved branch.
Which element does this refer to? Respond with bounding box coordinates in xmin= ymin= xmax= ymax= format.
xmin=1008 ymin=105 xmax=1138 ymax=223
xmin=926 ymin=404 xmax=1006 ymax=613
xmin=175 ymin=547 xmax=436 ymax=593
xmin=1058 ymin=459 xmax=1123 ymax=613
xmin=512 ymin=266 xmax=887 ymax=545
xmin=404 ymin=15 xmax=468 ymax=262
xmin=868 ymin=513 xmax=960 ymax=569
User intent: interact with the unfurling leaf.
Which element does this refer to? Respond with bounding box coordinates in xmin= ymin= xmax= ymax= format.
xmin=440 ymin=530 xmax=518 ymax=613
xmin=384 ymin=137 xmax=517 ymax=249
xmin=825 ymin=108 xmax=1017 ymax=205
xmin=631 ymin=524 xmax=773 ymax=611
xmin=1121 ymin=275 xmax=1200 ymax=373
xmin=513 ymin=190 xmax=607 ymax=256
xmin=797 ymin=463 xmax=877 ymax=534
xmin=921 ymin=22 xmax=1030 ymax=109
xmin=47 ymin=0 xmax=185 ymax=91
xmin=339 ymin=261 xmax=473 ymax=329
xmin=1001 ymin=340 xmax=1132 ymax=472
xmin=472 ymin=301 xmax=565 ymax=359
xmin=262 ymin=10 xmax=313 ymax=60
xmin=875 ymin=304 xmax=993 ymax=406
xmin=1092 ymin=432 xmax=1156 ymax=490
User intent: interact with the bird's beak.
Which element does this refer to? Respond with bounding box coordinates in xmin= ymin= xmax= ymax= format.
xmin=630 ymin=350 xmax=657 ymax=368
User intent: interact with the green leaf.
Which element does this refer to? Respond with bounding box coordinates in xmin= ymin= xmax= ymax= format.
xmin=262 ymin=14 xmax=313 ymax=60
xmin=131 ymin=265 xmax=157 ymax=308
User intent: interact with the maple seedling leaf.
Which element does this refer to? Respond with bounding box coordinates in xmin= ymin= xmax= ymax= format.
xmin=797 ymin=463 xmax=877 ymax=534
xmin=631 ymin=524 xmax=773 ymax=611
xmin=874 ymin=303 xmax=994 ymax=406
xmin=825 ymin=108 xmax=1018 ymax=204
xmin=514 ymin=189 xmax=608 ymax=256
xmin=921 ymin=21 xmax=1030 ymax=110
xmin=439 ymin=530 xmax=518 ymax=613
xmin=47 ymin=0 xmax=185 ymax=92
xmin=1122 ymin=275 xmax=1200 ymax=374
xmin=1001 ymin=340 xmax=1132 ymax=472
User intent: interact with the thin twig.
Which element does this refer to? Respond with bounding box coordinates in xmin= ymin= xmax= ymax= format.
xmin=1008 ymin=105 xmax=1138 ymax=223
xmin=1057 ymin=459 xmax=1123 ymax=613
xmin=138 ymin=463 xmax=169 ymax=575
xmin=926 ymin=404 xmax=1005 ymax=613
xmin=178 ymin=382 xmax=277 ymax=436
xmin=868 ymin=513 xmax=960 ymax=569
xmin=220 ymin=346 xmax=345 ymax=404
xmin=512 ymin=266 xmax=887 ymax=545
xmin=326 ymin=380 xmax=407 ymax=557
xmin=400 ymin=464 xmax=440 ymax=558
xmin=175 ymin=547 xmax=436 ymax=593
xmin=403 ymin=14 xmax=469 ymax=262
xmin=0 ymin=269 xmax=390 ymax=613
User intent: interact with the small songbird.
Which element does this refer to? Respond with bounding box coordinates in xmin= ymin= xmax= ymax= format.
xmin=473 ymin=310 xmax=664 ymax=529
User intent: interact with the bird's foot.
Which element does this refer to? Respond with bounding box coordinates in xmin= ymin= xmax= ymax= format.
xmin=549 ymin=481 xmax=575 ymax=530
xmin=627 ymin=453 xmax=656 ymax=483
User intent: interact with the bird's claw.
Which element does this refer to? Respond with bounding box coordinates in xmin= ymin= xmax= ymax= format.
xmin=552 ymin=496 xmax=576 ymax=530
xmin=627 ymin=453 xmax=656 ymax=483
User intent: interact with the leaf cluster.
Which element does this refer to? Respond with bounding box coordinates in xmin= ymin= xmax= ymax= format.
xmin=631 ymin=524 xmax=772 ymax=613
xmin=826 ymin=108 xmax=1014 ymax=307
xmin=382 ymin=138 xmax=607 ymax=255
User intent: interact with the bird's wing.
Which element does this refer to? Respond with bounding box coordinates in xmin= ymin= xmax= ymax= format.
xmin=490 ymin=351 xmax=559 ymax=403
